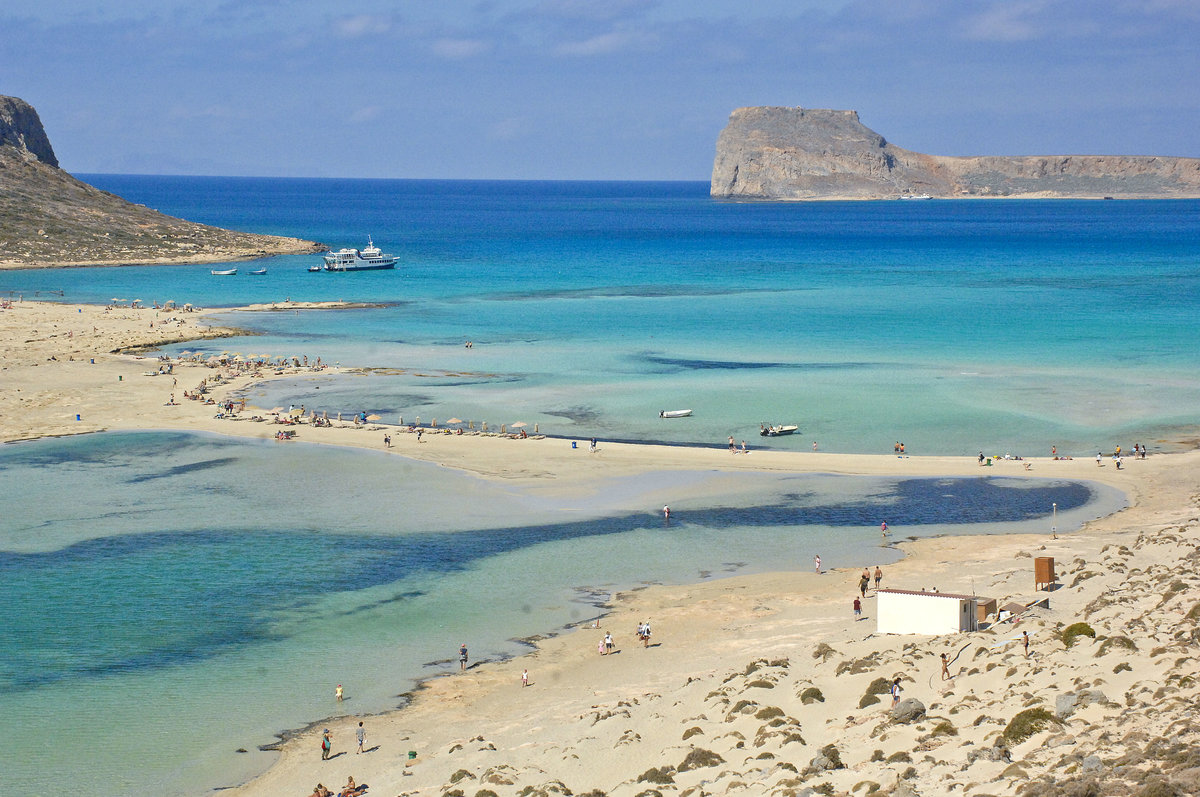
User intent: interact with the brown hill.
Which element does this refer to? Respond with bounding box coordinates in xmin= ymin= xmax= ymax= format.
xmin=712 ymin=106 xmax=1200 ymax=200
xmin=0 ymin=95 xmax=323 ymax=269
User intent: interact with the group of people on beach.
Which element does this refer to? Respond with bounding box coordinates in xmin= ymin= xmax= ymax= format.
xmin=851 ymin=562 xmax=886 ymax=622
xmin=307 ymin=776 xmax=367 ymax=797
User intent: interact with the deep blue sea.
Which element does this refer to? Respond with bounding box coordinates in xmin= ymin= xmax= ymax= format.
xmin=1 ymin=177 xmax=1194 ymax=795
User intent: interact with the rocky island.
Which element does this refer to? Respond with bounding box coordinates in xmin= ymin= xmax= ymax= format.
xmin=712 ymin=106 xmax=1200 ymax=200
xmin=0 ymin=95 xmax=323 ymax=269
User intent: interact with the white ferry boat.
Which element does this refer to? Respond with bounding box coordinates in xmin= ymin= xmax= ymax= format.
xmin=321 ymin=237 xmax=397 ymax=271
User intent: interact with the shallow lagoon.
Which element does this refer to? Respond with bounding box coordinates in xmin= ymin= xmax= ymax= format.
xmin=0 ymin=431 xmax=1124 ymax=795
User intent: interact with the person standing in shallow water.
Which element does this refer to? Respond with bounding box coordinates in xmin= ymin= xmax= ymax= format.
xmin=459 ymin=643 xmax=468 ymax=671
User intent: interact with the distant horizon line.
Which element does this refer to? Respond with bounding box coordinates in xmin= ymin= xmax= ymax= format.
xmin=74 ymin=172 xmax=714 ymax=185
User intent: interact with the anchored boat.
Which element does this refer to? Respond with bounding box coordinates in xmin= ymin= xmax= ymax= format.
xmin=321 ymin=237 xmax=397 ymax=271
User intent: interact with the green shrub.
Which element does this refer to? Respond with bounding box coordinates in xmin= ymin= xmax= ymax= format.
xmin=1001 ymin=707 xmax=1062 ymax=745
xmin=1096 ymin=635 xmax=1138 ymax=657
xmin=678 ymin=748 xmax=725 ymax=771
xmin=800 ymin=687 xmax=825 ymax=704
xmin=930 ymin=720 xmax=958 ymax=737
xmin=865 ymin=677 xmax=891 ymax=695
xmin=1061 ymin=622 xmax=1096 ymax=648
xmin=636 ymin=766 xmax=675 ymax=784
xmin=859 ymin=694 xmax=881 ymax=709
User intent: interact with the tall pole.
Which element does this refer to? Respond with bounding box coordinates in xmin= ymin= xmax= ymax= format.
xmin=1052 ymin=502 xmax=1057 ymax=539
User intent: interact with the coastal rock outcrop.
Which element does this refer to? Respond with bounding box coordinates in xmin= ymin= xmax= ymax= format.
xmin=0 ymin=96 xmax=58 ymax=167
xmin=712 ymin=106 xmax=1200 ymax=199
xmin=0 ymin=95 xmax=323 ymax=268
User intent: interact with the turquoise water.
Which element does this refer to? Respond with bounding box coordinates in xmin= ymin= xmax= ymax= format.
xmin=0 ymin=431 xmax=1121 ymax=796
xmin=4 ymin=179 xmax=1198 ymax=453
xmin=0 ymin=177 xmax=1193 ymax=794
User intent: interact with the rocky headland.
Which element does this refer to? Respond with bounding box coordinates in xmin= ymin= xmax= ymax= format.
xmin=0 ymin=95 xmax=323 ymax=269
xmin=711 ymin=107 xmax=1200 ymax=200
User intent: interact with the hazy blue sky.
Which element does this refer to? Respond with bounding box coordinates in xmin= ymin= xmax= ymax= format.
xmin=5 ymin=0 xmax=1198 ymax=179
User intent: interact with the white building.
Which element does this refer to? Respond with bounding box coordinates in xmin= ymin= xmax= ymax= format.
xmin=876 ymin=588 xmax=979 ymax=635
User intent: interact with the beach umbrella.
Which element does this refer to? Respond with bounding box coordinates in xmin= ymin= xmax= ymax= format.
xmin=366 ymin=414 xmax=381 ymax=421
xmin=511 ymin=421 xmax=527 ymax=428
xmin=446 ymin=417 xmax=463 ymax=424
xmin=270 ymin=407 xmax=284 ymax=414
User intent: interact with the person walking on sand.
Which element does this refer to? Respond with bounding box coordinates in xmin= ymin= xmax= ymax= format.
xmin=741 ymin=440 xmax=748 ymax=454
xmin=814 ymin=555 xmax=821 ymax=573
xmin=1096 ymin=451 xmax=1103 ymax=466
xmin=604 ymin=631 xmax=614 ymax=653
xmin=874 ymin=566 xmax=883 ymax=590
xmin=859 ymin=573 xmax=869 ymax=598
xmin=356 ymin=721 xmax=365 ymax=754
xmin=590 ymin=437 xmax=597 ymax=453
xmin=1023 ymin=630 xmax=1030 ymax=657
xmin=729 ymin=436 xmax=736 ymax=453
xmin=642 ymin=621 xmax=651 ymax=647
xmin=459 ymin=643 xmax=468 ymax=671
xmin=941 ymin=653 xmax=951 ymax=680
xmin=890 ymin=677 xmax=902 ymax=706
xmin=853 ymin=597 xmax=862 ymax=620
xmin=522 ymin=669 xmax=529 ymax=687
xmin=321 ymin=729 xmax=332 ymax=760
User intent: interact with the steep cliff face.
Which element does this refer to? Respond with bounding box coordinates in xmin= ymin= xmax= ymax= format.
xmin=712 ymin=106 xmax=1200 ymax=199
xmin=0 ymin=95 xmax=323 ymax=268
xmin=0 ymin=96 xmax=58 ymax=168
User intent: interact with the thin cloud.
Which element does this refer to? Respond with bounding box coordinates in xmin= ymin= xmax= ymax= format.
xmin=553 ymin=29 xmax=654 ymax=56
xmin=349 ymin=105 xmax=382 ymax=124
xmin=334 ymin=14 xmax=391 ymax=39
xmin=959 ymin=1 xmax=1047 ymax=42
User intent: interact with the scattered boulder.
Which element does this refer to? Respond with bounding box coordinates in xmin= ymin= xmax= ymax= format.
xmin=891 ymin=698 xmax=927 ymax=724
xmin=1056 ymin=689 xmax=1109 ymax=719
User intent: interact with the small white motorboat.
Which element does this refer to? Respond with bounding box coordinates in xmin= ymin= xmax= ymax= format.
xmin=249 ymin=268 xmax=268 ymax=275
xmin=210 ymin=268 xmax=238 ymax=276
xmin=659 ymin=409 xmax=693 ymax=418
xmin=760 ymin=424 xmax=799 ymax=437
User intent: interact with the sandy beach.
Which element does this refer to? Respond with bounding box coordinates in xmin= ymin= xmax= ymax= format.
xmin=4 ymin=299 xmax=1199 ymax=797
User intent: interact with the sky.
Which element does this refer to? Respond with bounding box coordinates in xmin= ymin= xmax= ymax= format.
xmin=4 ymin=0 xmax=1199 ymax=180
